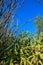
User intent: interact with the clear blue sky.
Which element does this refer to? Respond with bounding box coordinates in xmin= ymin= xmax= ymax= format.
xmin=2 ymin=0 xmax=43 ymax=34
xmin=16 ymin=0 xmax=43 ymax=34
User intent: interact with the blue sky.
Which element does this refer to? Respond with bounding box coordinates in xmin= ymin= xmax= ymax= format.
xmin=15 ymin=0 xmax=43 ymax=34
xmin=1 ymin=0 xmax=43 ymax=34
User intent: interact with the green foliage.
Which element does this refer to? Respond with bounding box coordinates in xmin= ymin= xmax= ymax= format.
xmin=35 ymin=16 xmax=43 ymax=35
xmin=20 ymin=32 xmax=43 ymax=65
xmin=0 ymin=31 xmax=43 ymax=65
